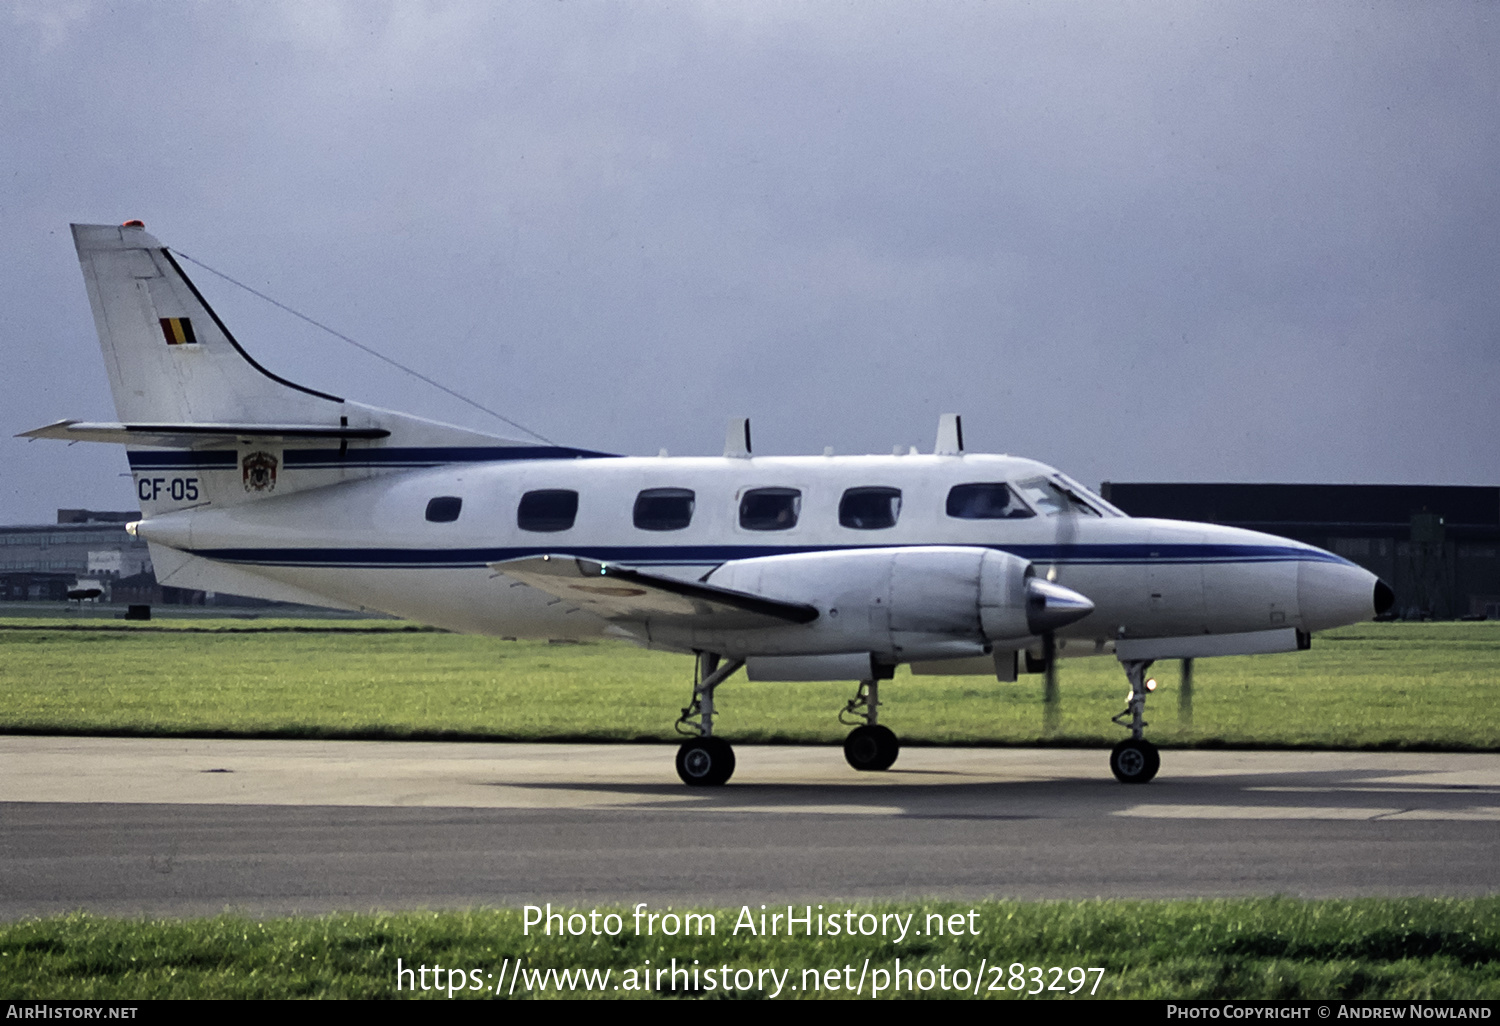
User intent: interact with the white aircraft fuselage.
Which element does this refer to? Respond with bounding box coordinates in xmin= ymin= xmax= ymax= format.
xmin=127 ymin=451 xmax=1380 ymax=661
xmin=28 ymin=221 xmax=1393 ymax=785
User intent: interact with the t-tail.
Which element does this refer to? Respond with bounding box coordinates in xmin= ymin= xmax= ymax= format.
xmin=24 ymin=222 xmax=606 ymax=516
xmin=19 ymin=221 xmax=607 ymax=603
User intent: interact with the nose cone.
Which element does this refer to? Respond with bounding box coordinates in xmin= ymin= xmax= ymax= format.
xmin=1298 ymin=557 xmax=1385 ymax=631
xmin=1374 ymin=578 xmax=1395 ymax=616
xmin=1026 ymin=577 xmax=1095 ymax=635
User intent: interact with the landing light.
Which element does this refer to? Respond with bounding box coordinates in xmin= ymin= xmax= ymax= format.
xmin=124 ymin=521 xmax=140 ymax=537
xmin=1146 ymin=678 xmax=1158 ymax=691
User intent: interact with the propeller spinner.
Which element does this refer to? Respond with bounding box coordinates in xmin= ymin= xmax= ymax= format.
xmin=1025 ymin=576 xmax=1094 ymax=635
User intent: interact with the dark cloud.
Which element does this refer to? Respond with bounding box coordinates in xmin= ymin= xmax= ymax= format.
xmin=3 ymin=2 xmax=1497 ymax=522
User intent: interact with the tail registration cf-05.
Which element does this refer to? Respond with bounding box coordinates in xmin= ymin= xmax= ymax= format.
xmin=23 ymin=222 xmax=1395 ymax=786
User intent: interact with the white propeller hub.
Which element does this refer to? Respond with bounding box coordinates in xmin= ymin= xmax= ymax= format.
xmin=1025 ymin=577 xmax=1095 ymax=635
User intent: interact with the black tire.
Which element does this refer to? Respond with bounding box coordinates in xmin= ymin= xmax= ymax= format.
xmin=844 ymin=724 xmax=900 ymax=771
xmin=1109 ymin=738 xmax=1160 ymax=784
xmin=676 ymin=737 xmax=735 ymax=786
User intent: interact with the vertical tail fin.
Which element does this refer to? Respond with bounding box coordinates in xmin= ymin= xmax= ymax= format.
xmin=60 ymin=222 xmax=605 ymax=519
xmin=72 ymin=222 xmax=347 ymax=424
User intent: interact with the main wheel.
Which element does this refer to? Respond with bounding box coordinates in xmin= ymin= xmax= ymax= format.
xmin=1109 ymin=738 xmax=1160 ymax=784
xmin=676 ymin=736 xmax=736 ymax=786
xmin=844 ymin=724 xmax=900 ymax=771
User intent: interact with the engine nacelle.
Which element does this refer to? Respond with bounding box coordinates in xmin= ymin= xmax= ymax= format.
xmin=687 ymin=545 xmax=1093 ymax=666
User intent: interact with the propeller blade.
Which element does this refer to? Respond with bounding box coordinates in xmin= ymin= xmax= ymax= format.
xmin=1041 ymin=484 xmax=1084 ymax=737
xmin=1048 ymin=496 xmax=1080 ymax=582
xmin=1042 ymin=631 xmax=1060 ymax=735
xmin=1179 ymin=657 xmax=1194 ymax=729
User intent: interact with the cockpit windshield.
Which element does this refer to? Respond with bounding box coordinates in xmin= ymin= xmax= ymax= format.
xmin=1053 ymin=473 xmax=1127 ymax=517
xmin=1012 ymin=475 xmax=1119 ymax=518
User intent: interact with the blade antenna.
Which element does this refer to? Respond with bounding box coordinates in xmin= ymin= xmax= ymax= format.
xmin=171 ymin=249 xmax=558 ymax=446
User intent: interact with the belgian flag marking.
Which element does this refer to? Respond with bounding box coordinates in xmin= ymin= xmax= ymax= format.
xmin=159 ymin=317 xmax=198 ymax=345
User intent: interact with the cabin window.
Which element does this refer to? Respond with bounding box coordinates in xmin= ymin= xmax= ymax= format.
xmin=739 ymin=487 xmax=801 ymax=531
xmin=517 ymin=489 xmax=578 ymax=532
xmin=634 ymin=488 xmax=695 ymax=531
xmin=946 ymin=482 xmax=1035 ymax=520
xmin=425 ymin=496 xmax=463 ymax=523
xmin=839 ymin=487 xmax=902 ymax=530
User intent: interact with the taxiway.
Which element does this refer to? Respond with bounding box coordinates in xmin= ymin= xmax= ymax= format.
xmin=1 ymin=737 xmax=1496 ymax=918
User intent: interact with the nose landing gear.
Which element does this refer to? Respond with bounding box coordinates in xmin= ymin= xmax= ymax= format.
xmin=840 ymin=679 xmax=899 ymax=771
xmin=1109 ymin=659 xmax=1159 ymax=784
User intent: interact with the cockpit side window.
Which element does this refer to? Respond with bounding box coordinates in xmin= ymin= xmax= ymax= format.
xmin=740 ymin=488 xmax=801 ymax=531
xmin=517 ymin=489 xmax=579 ymax=532
xmin=946 ymin=482 xmax=1034 ymax=520
xmin=840 ymin=487 xmax=902 ymax=529
xmin=634 ymin=488 xmax=695 ymax=531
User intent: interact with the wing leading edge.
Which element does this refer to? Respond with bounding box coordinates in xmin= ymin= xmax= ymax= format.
xmin=490 ymin=555 xmax=819 ymax=630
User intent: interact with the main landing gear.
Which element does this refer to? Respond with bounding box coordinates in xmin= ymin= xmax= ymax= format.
xmin=840 ymin=679 xmax=899 ymax=771
xmin=672 ymin=655 xmax=902 ymax=784
xmin=1109 ymin=658 xmax=1160 ymax=784
xmin=674 ymin=653 xmax=744 ymax=786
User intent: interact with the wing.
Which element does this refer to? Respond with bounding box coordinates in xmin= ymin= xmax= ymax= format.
xmin=490 ymin=555 xmax=818 ymax=630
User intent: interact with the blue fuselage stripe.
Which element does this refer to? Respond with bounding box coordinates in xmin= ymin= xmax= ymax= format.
xmin=180 ymin=542 xmax=1351 ymax=570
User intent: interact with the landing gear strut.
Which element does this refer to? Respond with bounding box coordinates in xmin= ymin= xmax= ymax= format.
xmin=840 ymin=679 xmax=899 ymax=771
xmin=674 ymin=653 xmax=744 ymax=786
xmin=1109 ymin=659 xmax=1160 ymax=784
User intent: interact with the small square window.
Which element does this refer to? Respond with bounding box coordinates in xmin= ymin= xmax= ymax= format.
xmin=839 ymin=487 xmax=902 ymax=529
xmin=425 ymin=496 xmax=463 ymax=523
xmin=518 ymin=489 xmax=579 ymax=532
xmin=740 ymin=488 xmax=801 ymax=531
xmin=634 ymin=488 xmax=695 ymax=531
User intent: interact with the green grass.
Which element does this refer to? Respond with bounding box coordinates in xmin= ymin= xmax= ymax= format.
xmin=2 ymin=629 xmax=1496 ymax=1000
xmin=3 ymin=899 xmax=1497 ymax=999
xmin=0 ymin=620 xmax=1496 ymax=748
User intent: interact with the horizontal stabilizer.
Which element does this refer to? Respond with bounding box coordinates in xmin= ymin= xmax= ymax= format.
xmin=19 ymin=419 xmax=390 ymax=447
xmin=490 ymin=555 xmax=819 ymax=629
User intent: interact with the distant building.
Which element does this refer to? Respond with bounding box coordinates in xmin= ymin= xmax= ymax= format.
xmin=0 ymin=509 xmax=334 ymax=609
xmin=1099 ymin=483 xmax=1500 ymax=620
xmin=54 ymin=509 xmax=138 ymax=525
xmin=0 ymin=510 xmax=159 ymax=603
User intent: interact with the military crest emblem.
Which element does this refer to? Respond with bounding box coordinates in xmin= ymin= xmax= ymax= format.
xmin=242 ymin=451 xmax=279 ymax=493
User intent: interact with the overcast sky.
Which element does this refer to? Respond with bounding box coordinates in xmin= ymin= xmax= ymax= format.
xmin=3 ymin=1 xmax=1497 ymax=524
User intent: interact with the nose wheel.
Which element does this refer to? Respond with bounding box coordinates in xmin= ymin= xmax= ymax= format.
xmin=1109 ymin=659 xmax=1160 ymax=783
xmin=1109 ymin=737 xmax=1159 ymax=783
xmin=676 ymin=736 xmax=736 ymax=786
